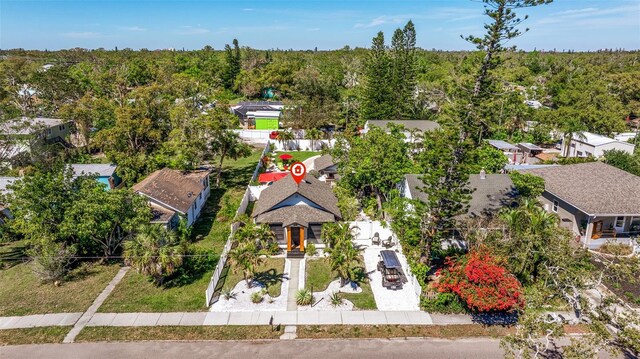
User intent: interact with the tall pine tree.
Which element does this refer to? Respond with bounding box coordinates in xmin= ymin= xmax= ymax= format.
xmin=223 ymin=39 xmax=241 ymax=91
xmin=360 ymin=32 xmax=393 ymax=121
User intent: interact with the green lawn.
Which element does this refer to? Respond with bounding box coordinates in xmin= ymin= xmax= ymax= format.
xmin=76 ymin=325 xmax=283 ymax=342
xmin=0 ymin=327 xmax=71 ymax=345
xmin=0 ymin=240 xmax=28 ymax=269
xmin=217 ymin=257 xmax=286 ymax=298
xmin=99 ymin=148 xmax=265 ymax=312
xmin=305 ymin=257 xmax=377 ymax=310
xmin=0 ymin=262 xmax=120 ymax=316
xmin=274 ymin=150 xmax=321 ymax=165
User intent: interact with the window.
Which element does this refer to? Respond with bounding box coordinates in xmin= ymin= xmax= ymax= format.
xmin=577 ymin=151 xmax=583 ymax=157
xmin=631 ymin=217 xmax=640 ymax=232
xmin=552 ymin=200 xmax=559 ymax=213
xmin=199 ymin=192 xmax=202 ymax=200
xmin=615 ymin=216 xmax=624 ymax=228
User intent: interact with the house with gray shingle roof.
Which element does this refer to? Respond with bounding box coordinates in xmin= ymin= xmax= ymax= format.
xmin=400 ymin=173 xmax=517 ymax=219
xmin=252 ymin=174 xmax=341 ymax=257
xmin=521 ymin=162 xmax=640 ymax=246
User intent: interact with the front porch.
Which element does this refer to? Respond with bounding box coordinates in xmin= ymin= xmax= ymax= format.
xmin=582 ymin=215 xmax=640 ymax=249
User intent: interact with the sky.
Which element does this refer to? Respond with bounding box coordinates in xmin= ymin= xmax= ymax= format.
xmin=1 ymin=0 xmax=639 ymax=51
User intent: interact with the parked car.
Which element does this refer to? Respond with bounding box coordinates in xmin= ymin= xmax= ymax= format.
xmin=377 ymin=250 xmax=407 ymax=290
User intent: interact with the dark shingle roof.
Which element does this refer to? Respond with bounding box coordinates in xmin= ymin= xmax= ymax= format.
xmin=255 ymin=205 xmax=335 ymax=227
xmin=253 ymin=174 xmax=341 ymax=220
xmin=132 ymin=168 xmax=209 ymax=214
xmin=368 ymin=120 xmax=440 ymax=132
xmin=313 ymin=154 xmax=336 ymax=172
xmin=522 ymin=162 xmax=640 ymax=215
xmin=404 ymin=174 xmax=516 ymax=218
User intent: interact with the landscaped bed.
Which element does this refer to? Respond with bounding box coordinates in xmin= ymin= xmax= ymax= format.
xmin=305 ymin=257 xmax=377 ymax=310
xmin=76 ymin=326 xmax=283 ymax=342
xmin=0 ymin=327 xmax=71 ymax=346
xmin=0 ymin=262 xmax=120 ymax=316
xmin=217 ymin=257 xmax=286 ymax=298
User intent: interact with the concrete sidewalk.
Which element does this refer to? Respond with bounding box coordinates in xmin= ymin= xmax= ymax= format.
xmin=0 ymin=313 xmax=82 ymax=329
xmin=80 ymin=311 xmax=436 ymax=327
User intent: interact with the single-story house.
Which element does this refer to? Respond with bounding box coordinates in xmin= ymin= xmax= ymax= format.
xmin=561 ymin=132 xmax=635 ymax=158
xmin=70 ymin=163 xmax=122 ymax=190
xmin=521 ymin=162 xmax=640 ymax=246
xmin=400 ymin=172 xmax=517 ymax=219
xmin=364 ymin=120 xmax=440 ymax=141
xmin=132 ymin=168 xmax=211 ymax=228
xmin=311 ymin=154 xmax=339 ymax=183
xmin=252 ymin=174 xmax=341 ymax=257
xmin=231 ymin=101 xmax=283 ymax=129
xmin=0 ymin=117 xmax=72 ymax=143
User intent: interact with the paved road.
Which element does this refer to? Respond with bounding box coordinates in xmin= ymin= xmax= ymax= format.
xmin=0 ymin=339 xmax=502 ymax=359
xmin=0 ymin=338 xmax=622 ymax=359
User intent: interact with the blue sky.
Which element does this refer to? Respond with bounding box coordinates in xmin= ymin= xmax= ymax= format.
xmin=1 ymin=0 xmax=639 ymax=51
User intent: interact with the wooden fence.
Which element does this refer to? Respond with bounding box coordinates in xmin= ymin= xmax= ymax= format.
xmin=205 ymin=142 xmax=270 ymax=306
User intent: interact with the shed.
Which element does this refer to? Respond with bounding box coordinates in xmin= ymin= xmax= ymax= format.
xmin=487 ymin=140 xmax=520 ymax=152
xmin=517 ymin=142 xmax=544 ymax=157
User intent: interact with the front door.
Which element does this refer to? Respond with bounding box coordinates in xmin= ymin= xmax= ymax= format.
xmin=290 ymin=227 xmax=300 ymax=249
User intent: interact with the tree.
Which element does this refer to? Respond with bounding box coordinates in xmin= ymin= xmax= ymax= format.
xmin=305 ymin=128 xmax=323 ymax=151
xmin=467 ymin=145 xmax=509 ymax=174
xmin=124 ymin=224 xmax=185 ymax=285
xmin=604 ymin=149 xmax=640 ymax=176
xmin=390 ymin=21 xmax=417 ymax=120
xmin=276 ymin=130 xmax=295 ymax=151
xmin=227 ymin=241 xmax=263 ymax=286
xmin=223 ymin=39 xmax=241 ymax=90
xmin=210 ymin=129 xmax=251 ymax=187
xmin=509 ymin=172 xmax=545 ymax=199
xmin=435 ymin=247 xmax=525 ymax=312
xmin=332 ymin=125 xmax=412 ymax=215
xmin=360 ymin=31 xmax=393 ymax=121
xmin=322 ymin=222 xmax=363 ymax=287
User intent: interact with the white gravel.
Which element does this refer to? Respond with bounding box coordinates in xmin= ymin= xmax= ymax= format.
xmin=363 ymin=246 xmax=420 ymax=311
xmin=298 ymin=279 xmax=359 ymax=311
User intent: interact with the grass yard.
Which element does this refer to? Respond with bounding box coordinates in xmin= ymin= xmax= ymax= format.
xmin=0 ymin=240 xmax=28 ymax=269
xmin=0 ymin=327 xmax=70 ymax=346
xmin=0 ymin=262 xmax=120 ymax=316
xmin=298 ymin=325 xmax=514 ymax=339
xmin=217 ymin=257 xmax=286 ymax=298
xmin=76 ymin=326 xmax=282 ymax=342
xmin=305 ymin=257 xmax=377 ymax=310
xmin=99 ymin=148 xmax=266 ymax=312
xmin=274 ymin=150 xmax=321 ymax=164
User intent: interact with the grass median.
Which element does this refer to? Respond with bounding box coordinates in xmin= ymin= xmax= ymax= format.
xmin=76 ymin=326 xmax=283 ymax=342
xmin=0 ymin=327 xmax=71 ymax=346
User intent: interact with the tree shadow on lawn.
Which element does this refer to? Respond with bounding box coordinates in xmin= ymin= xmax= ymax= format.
xmin=161 ymin=251 xmax=218 ymax=288
xmin=0 ymin=242 xmax=28 ymax=269
xmin=253 ymin=268 xmax=286 ymax=292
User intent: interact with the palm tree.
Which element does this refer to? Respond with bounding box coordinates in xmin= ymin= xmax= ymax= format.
xmin=305 ymin=128 xmax=323 ymax=151
xmin=276 ymin=130 xmax=295 ymax=151
xmin=559 ymin=119 xmax=587 ymax=157
xmin=322 ymin=222 xmax=363 ymax=287
xmin=210 ymin=129 xmax=252 ymax=187
xmin=124 ymin=225 xmax=185 ymax=285
xmin=227 ymin=242 xmax=263 ymax=287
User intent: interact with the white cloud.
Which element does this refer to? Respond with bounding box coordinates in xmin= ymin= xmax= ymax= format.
xmin=537 ymin=5 xmax=639 ymax=25
xmin=354 ymin=15 xmax=411 ymax=28
xmin=61 ymin=31 xmax=104 ymax=39
xmin=118 ymin=26 xmax=147 ymax=32
xmin=177 ymin=26 xmax=210 ymax=35
xmin=242 ymin=8 xmax=253 ymax=11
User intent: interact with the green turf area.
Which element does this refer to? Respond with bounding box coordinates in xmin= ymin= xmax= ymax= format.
xmin=304 ymin=257 xmax=377 ymax=310
xmin=0 ymin=327 xmax=71 ymax=345
xmin=76 ymin=325 xmax=283 ymax=342
xmin=0 ymin=262 xmax=120 ymax=316
xmin=273 ymin=151 xmax=321 ymax=165
xmin=99 ymin=148 xmax=265 ymax=312
xmin=217 ymin=257 xmax=285 ymax=298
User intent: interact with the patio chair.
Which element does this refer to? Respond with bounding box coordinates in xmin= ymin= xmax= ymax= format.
xmin=382 ymin=236 xmax=394 ymax=248
xmin=371 ymin=232 xmax=381 ymax=246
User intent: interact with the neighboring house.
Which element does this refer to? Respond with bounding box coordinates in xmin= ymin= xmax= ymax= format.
xmin=311 ymin=154 xmax=339 ymax=184
xmin=70 ymin=164 xmax=122 ymax=190
xmin=614 ymin=132 xmax=637 ymax=143
xmin=0 ymin=176 xmax=20 ymax=223
xmin=363 ymin=120 xmax=440 ymax=141
xmin=0 ymin=117 xmax=73 ymax=163
xmin=521 ymin=162 xmax=640 ymax=247
xmin=487 ymin=139 xmax=522 ymax=164
xmin=132 ymin=168 xmax=211 ymax=228
xmin=252 ymin=174 xmax=342 ymax=257
xmin=231 ymin=102 xmax=283 ymax=129
xmin=562 ymin=132 xmax=635 ymax=158
xmin=517 ymin=142 xmax=544 ymax=164
xmin=400 ymin=172 xmax=517 ymax=219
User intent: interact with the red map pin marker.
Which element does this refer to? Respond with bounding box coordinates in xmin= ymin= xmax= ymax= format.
xmin=290 ymin=162 xmax=306 ymax=184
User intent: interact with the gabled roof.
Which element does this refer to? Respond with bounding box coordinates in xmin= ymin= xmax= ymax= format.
xmin=521 ymin=161 xmax=640 ymax=216
xmin=255 ymin=205 xmax=335 ymax=227
xmin=132 ymin=168 xmax=209 ymax=214
xmin=367 ymin=120 xmax=440 ymax=132
xmin=404 ymin=174 xmax=516 ymax=218
xmin=70 ymin=164 xmax=117 ymax=178
xmin=312 ymin=154 xmax=336 ymax=172
xmin=487 ymin=139 xmax=519 ymax=152
xmin=252 ymin=174 xmax=341 ymax=219
xmin=574 ymin=132 xmax=618 ymax=146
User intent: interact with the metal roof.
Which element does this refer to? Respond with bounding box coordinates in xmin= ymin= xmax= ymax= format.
xmin=517 ymin=142 xmax=544 ymax=151
xmin=487 ymin=140 xmax=520 ymax=151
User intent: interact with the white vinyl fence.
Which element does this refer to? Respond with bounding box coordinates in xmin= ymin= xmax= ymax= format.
xmin=205 ymin=142 xmax=270 ymax=306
